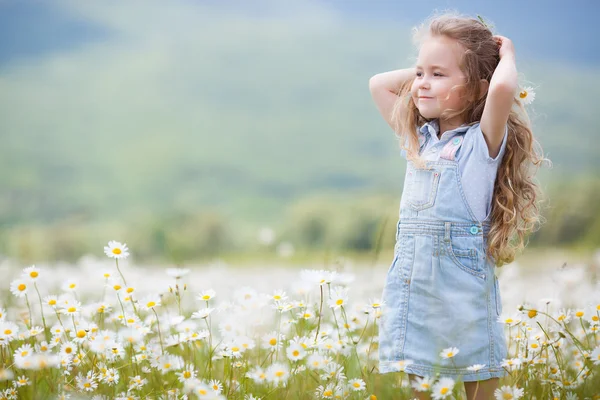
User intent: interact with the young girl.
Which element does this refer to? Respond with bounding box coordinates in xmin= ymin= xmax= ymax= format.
xmin=369 ymin=12 xmax=545 ymax=400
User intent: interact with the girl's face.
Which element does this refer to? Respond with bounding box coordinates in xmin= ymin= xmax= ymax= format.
xmin=411 ymin=35 xmax=470 ymax=120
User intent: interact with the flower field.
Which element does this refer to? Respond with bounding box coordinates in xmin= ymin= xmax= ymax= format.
xmin=1 ymin=242 xmax=599 ymax=399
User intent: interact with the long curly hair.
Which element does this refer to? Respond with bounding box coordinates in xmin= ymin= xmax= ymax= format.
xmin=390 ymin=11 xmax=550 ymax=266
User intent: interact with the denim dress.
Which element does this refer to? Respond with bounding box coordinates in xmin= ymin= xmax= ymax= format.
xmin=378 ymin=120 xmax=508 ymax=382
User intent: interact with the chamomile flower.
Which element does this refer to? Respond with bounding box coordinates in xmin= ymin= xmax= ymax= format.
xmin=265 ymin=362 xmax=289 ymax=386
xmin=176 ymin=368 xmax=197 ymax=383
xmin=208 ymin=379 xmax=223 ymax=394
xmin=0 ymin=322 xmax=19 ymax=341
xmin=467 ymin=364 xmax=486 ymax=372
xmin=9 ymin=279 xmax=29 ymax=298
xmin=328 ymin=286 xmax=349 ymax=310
xmin=516 ymin=86 xmax=535 ymax=105
xmin=494 ymin=385 xmax=524 ymax=400
xmin=13 ymin=375 xmax=30 ymax=387
xmin=348 ymin=378 xmax=366 ymax=391
xmin=411 ymin=375 xmax=435 ymax=391
xmin=432 ymin=377 xmax=455 ymax=399
xmin=104 ymin=240 xmax=129 ymax=259
xmin=191 ymin=307 xmax=215 ymax=320
xmin=61 ymin=301 xmax=82 ymax=316
xmin=22 ymin=265 xmax=40 ymax=281
xmin=197 ymin=289 xmax=217 ymax=302
xmin=262 ymin=331 xmax=284 ymax=351
xmin=43 ymin=295 xmax=59 ymax=309
xmin=141 ymin=295 xmax=160 ymax=310
xmin=286 ymin=342 xmax=306 ymax=361
xmin=440 ymin=347 xmax=459 ymax=359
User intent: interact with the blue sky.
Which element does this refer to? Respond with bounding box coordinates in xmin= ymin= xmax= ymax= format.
xmin=0 ymin=0 xmax=598 ymax=67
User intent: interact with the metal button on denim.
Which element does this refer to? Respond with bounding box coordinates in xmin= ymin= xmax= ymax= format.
xmin=470 ymin=225 xmax=479 ymax=234
xmin=453 ymin=137 xmax=461 ymax=145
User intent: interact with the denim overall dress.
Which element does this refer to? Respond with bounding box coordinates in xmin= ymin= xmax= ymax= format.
xmin=378 ymin=124 xmax=508 ymax=382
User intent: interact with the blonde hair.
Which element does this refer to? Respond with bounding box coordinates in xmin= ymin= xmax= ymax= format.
xmin=391 ymin=11 xmax=550 ymax=266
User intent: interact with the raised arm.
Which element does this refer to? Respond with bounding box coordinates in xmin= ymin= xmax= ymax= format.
xmin=368 ymin=68 xmax=416 ymax=131
xmin=480 ymin=35 xmax=518 ymax=159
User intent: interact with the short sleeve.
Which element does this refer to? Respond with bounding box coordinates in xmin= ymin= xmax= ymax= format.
xmin=473 ymin=123 xmax=508 ymax=163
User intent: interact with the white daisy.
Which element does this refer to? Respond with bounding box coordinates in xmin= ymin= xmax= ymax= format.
xmin=467 ymin=364 xmax=486 ymax=372
xmin=327 ymin=286 xmax=349 ymax=310
xmin=104 ymin=240 xmax=130 ymax=260
xmin=197 ymin=289 xmax=217 ymax=302
xmin=191 ymin=307 xmax=215 ymax=320
xmin=440 ymin=347 xmax=459 ymax=359
xmin=22 ymin=265 xmax=40 ymax=281
xmin=286 ymin=342 xmax=306 ymax=361
xmin=516 ymin=86 xmax=535 ymax=105
xmin=411 ymin=375 xmax=435 ymax=392
xmin=9 ymin=279 xmax=29 ymax=298
xmin=432 ymin=377 xmax=455 ymax=399
xmin=265 ymin=362 xmax=289 ymax=386
xmin=141 ymin=295 xmax=160 ymax=310
xmin=494 ymin=385 xmax=524 ymax=400
xmin=347 ymin=378 xmax=366 ymax=391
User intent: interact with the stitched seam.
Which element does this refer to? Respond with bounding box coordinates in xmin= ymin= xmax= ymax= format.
xmin=445 ymin=241 xmax=486 ymax=280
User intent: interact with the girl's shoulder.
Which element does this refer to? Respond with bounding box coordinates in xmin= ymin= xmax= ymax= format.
xmin=461 ymin=121 xmax=508 ymax=164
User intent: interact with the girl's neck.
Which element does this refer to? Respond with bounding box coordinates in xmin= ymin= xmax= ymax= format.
xmin=437 ymin=117 xmax=467 ymax=139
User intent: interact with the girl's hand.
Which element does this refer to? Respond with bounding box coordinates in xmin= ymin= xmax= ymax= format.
xmin=493 ymin=35 xmax=515 ymax=59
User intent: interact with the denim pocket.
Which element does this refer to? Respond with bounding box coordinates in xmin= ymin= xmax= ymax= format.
xmin=445 ymin=240 xmax=485 ymax=280
xmin=404 ymin=167 xmax=440 ymax=211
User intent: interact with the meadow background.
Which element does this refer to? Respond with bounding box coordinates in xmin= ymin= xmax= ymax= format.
xmin=1 ymin=1 xmax=600 ymax=399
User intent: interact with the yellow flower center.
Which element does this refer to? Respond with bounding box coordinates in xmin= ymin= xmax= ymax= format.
xmin=447 ymin=352 xmax=453 ymax=357
xmin=68 ymin=307 xmax=76 ymax=313
xmin=503 ymin=393 xmax=513 ymax=399
xmin=127 ymin=287 xmax=134 ymax=293
xmin=4 ymin=329 xmax=12 ymax=335
xmin=48 ymin=299 xmax=57 ymax=305
xmin=113 ymin=285 xmax=121 ymax=290
xmin=353 ymin=382 xmax=360 ymax=388
xmin=147 ymin=301 xmax=156 ymax=308
xmin=183 ymin=371 xmax=191 ymax=378
xmin=77 ymin=330 xmax=86 ymax=338
xmin=519 ymin=90 xmax=527 ymax=99
xmin=69 ymin=283 xmax=76 ymax=289
xmin=576 ymin=311 xmax=584 ymax=317
xmin=84 ymin=383 xmax=91 ymax=388
xmin=30 ymin=271 xmax=38 ymax=278
xmin=163 ymin=363 xmax=171 ymax=369
xmin=202 ymin=295 xmax=210 ymax=300
xmin=441 ymin=388 xmax=449 ymax=395
xmin=336 ymin=299 xmax=343 ymax=305
xmin=528 ymin=310 xmax=537 ymax=318
xmin=293 ymin=350 xmax=299 ymax=356
xmin=18 ymin=284 xmax=26 ymax=291
xmin=65 ymin=348 xmax=72 ymax=354
xmin=112 ymin=248 xmax=121 ymax=255
xmin=269 ymin=338 xmax=277 ymax=346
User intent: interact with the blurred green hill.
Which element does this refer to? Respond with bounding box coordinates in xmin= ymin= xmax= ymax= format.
xmin=0 ymin=11 xmax=598 ymax=262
